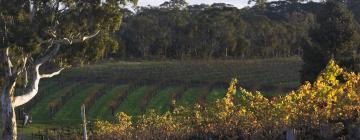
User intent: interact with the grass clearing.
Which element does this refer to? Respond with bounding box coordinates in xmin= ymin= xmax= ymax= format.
xmin=146 ymin=86 xmax=176 ymax=113
xmin=115 ymin=86 xmax=150 ymax=116
xmin=29 ymin=82 xmax=78 ymax=123
xmin=177 ymin=87 xmax=203 ymax=107
xmin=88 ymin=85 xmax=129 ymax=120
xmin=206 ymin=88 xmax=227 ymax=103
xmin=52 ymin=84 xmax=104 ymax=124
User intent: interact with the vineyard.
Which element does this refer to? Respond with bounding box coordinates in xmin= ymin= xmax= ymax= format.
xmin=19 ymin=59 xmax=360 ymax=139
xmin=9 ymin=57 xmax=305 ymax=139
xmin=18 ymin=57 xmax=301 ymax=125
xmin=93 ymin=60 xmax=360 ymax=139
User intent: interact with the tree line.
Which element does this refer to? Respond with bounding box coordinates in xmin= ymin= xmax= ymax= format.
xmin=107 ymin=0 xmax=360 ymax=60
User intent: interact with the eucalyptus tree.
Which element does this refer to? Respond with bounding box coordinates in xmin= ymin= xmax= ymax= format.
xmin=160 ymin=0 xmax=188 ymax=9
xmin=0 ymin=0 xmax=136 ymax=139
xmin=347 ymin=0 xmax=360 ymax=21
xmin=248 ymin=0 xmax=267 ymax=9
xmin=301 ymin=1 xmax=359 ymax=83
xmin=248 ymin=0 xmax=267 ymax=5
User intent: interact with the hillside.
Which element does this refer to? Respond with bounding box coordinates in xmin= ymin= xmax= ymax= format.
xmin=21 ymin=57 xmax=302 ymax=124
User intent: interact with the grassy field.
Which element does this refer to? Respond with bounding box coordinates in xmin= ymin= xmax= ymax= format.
xmin=177 ymin=87 xmax=204 ymax=107
xmin=29 ymin=83 xmax=79 ymax=123
xmin=115 ymin=86 xmax=150 ymax=117
xmin=52 ymin=84 xmax=104 ymax=123
xmin=87 ymin=85 xmax=129 ymax=120
xmin=146 ymin=86 xmax=176 ymax=113
xmin=61 ymin=57 xmax=301 ymax=91
xmin=17 ymin=57 xmax=302 ymax=134
xmin=206 ymin=88 xmax=227 ymax=103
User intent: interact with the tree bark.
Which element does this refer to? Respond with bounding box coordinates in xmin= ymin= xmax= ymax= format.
xmin=0 ymin=48 xmax=59 ymax=140
xmin=0 ymin=31 xmax=98 ymax=140
xmin=1 ymin=79 xmax=17 ymax=140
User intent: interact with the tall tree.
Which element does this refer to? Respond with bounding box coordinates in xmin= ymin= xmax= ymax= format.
xmin=160 ymin=0 xmax=188 ymax=9
xmin=347 ymin=0 xmax=360 ymax=22
xmin=301 ymin=1 xmax=359 ymax=83
xmin=248 ymin=0 xmax=267 ymax=9
xmin=0 ymin=0 xmax=136 ymax=139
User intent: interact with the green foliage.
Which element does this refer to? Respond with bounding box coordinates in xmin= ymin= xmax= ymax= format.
xmin=117 ymin=1 xmax=320 ymax=59
xmin=160 ymin=0 xmax=188 ymax=9
xmin=301 ymin=1 xmax=360 ymax=83
xmin=248 ymin=0 xmax=267 ymax=8
xmin=348 ymin=0 xmax=360 ymax=21
xmin=0 ymin=0 xmax=137 ymax=67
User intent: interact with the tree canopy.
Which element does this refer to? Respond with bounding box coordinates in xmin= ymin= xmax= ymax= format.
xmin=114 ymin=1 xmax=320 ymax=59
xmin=0 ymin=0 xmax=136 ymax=139
xmin=301 ymin=1 xmax=360 ymax=83
xmin=101 ymin=0 xmax=360 ymax=61
xmin=0 ymin=0 xmax=137 ymax=65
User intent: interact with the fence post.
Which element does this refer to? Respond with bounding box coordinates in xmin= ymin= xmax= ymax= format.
xmin=81 ymin=104 xmax=87 ymax=140
xmin=286 ymin=128 xmax=296 ymax=140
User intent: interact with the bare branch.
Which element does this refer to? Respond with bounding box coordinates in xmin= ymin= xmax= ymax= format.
xmin=13 ymin=65 xmax=65 ymax=107
xmin=24 ymin=66 xmax=28 ymax=88
xmin=82 ymin=30 xmax=100 ymax=42
xmin=35 ymin=44 xmax=60 ymax=65
xmin=13 ymin=65 xmax=41 ymax=107
xmin=39 ymin=30 xmax=100 ymax=45
xmin=13 ymin=43 xmax=65 ymax=107
xmin=40 ymin=68 xmax=64 ymax=79
xmin=14 ymin=56 xmax=28 ymax=76
xmin=12 ymin=43 xmax=61 ymax=107
xmin=63 ymin=30 xmax=100 ymax=45
xmin=2 ymin=47 xmax=13 ymax=77
xmin=12 ymin=30 xmax=100 ymax=107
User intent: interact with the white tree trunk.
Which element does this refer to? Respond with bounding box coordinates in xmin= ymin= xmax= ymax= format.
xmin=0 ymin=31 xmax=97 ymax=140
xmin=1 ymin=80 xmax=17 ymax=140
xmin=13 ymin=65 xmax=41 ymax=107
xmin=0 ymin=64 xmax=61 ymax=140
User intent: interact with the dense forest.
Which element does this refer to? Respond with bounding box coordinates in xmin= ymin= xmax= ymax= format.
xmin=101 ymin=0 xmax=360 ymax=60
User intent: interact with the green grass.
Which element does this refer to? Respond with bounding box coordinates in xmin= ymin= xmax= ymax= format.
xmin=26 ymin=81 xmax=57 ymax=104
xmin=177 ymin=87 xmax=203 ymax=107
xmin=17 ymin=123 xmax=50 ymax=139
xmin=146 ymin=86 xmax=176 ymax=113
xmin=115 ymin=86 xmax=149 ymax=116
xmin=206 ymin=88 xmax=227 ymax=103
xmin=87 ymin=85 xmax=129 ymax=120
xmin=52 ymin=83 xmax=104 ymax=124
xmin=29 ymin=82 xmax=79 ymax=123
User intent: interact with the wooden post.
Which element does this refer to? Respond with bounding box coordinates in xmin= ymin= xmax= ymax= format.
xmin=81 ymin=104 xmax=87 ymax=140
xmin=286 ymin=128 xmax=296 ymax=140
